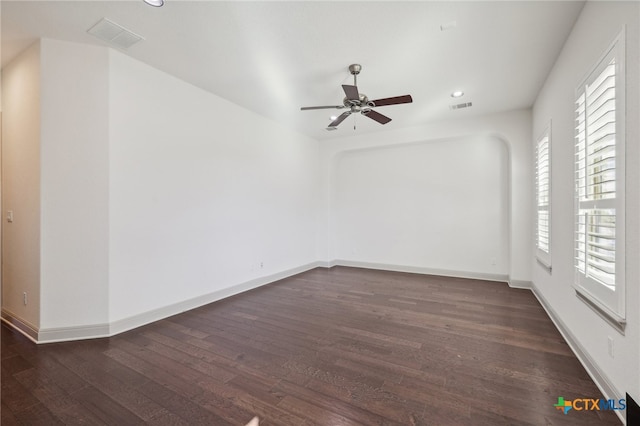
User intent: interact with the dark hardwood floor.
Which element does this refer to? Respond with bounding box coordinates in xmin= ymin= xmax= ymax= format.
xmin=2 ymin=267 xmax=620 ymax=425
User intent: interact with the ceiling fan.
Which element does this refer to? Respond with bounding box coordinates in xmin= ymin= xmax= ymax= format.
xmin=301 ymin=64 xmax=413 ymax=128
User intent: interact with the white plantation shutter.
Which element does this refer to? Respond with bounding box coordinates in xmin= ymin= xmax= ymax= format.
xmin=574 ymin=32 xmax=625 ymax=324
xmin=535 ymin=126 xmax=551 ymax=266
xmin=575 ymin=60 xmax=616 ymax=286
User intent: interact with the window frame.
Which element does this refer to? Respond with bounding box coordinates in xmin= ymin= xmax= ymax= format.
xmin=573 ymin=28 xmax=626 ymax=329
xmin=535 ymin=123 xmax=552 ymax=270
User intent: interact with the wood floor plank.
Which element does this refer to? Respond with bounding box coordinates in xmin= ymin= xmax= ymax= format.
xmin=1 ymin=266 xmax=621 ymax=425
xmin=136 ymin=332 xmax=238 ymax=383
xmin=12 ymin=367 xmax=109 ymax=425
xmin=1 ymin=400 xmax=21 ymax=426
xmin=302 ymin=375 xmax=427 ymax=425
xmin=11 ymin=402 xmax=65 ymax=426
xmin=49 ymin=348 xmax=169 ymax=421
xmin=71 ymin=386 xmax=145 ymax=425
xmin=1 ymin=353 xmax=31 ymax=376
xmin=1 ymin=366 xmax=42 ymax=414
xmin=136 ymin=378 xmax=234 ymax=425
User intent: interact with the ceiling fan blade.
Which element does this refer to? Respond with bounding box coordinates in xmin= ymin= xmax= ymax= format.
xmin=342 ymin=84 xmax=360 ymax=101
xmin=301 ymin=105 xmax=344 ymax=111
xmin=363 ymin=109 xmax=392 ymax=125
xmin=370 ymin=94 xmax=413 ymax=107
xmin=328 ymin=111 xmax=351 ymax=127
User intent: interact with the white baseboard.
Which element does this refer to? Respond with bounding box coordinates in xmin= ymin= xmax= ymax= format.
xmin=2 ymin=261 xmax=325 ymax=344
xmin=329 ymin=259 xmax=509 ymax=283
xmin=508 ymin=279 xmax=533 ymax=289
xmin=531 ymin=285 xmax=625 ymax=425
xmin=38 ymin=323 xmax=111 ymax=344
xmin=1 ymin=309 xmax=39 ymax=343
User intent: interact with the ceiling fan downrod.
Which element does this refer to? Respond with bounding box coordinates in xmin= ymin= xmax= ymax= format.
xmin=349 ymin=63 xmax=361 ymax=87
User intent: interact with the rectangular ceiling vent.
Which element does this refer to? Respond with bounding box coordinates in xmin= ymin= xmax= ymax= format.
xmin=88 ymin=18 xmax=144 ymax=50
xmin=440 ymin=21 xmax=457 ymax=31
xmin=450 ymin=102 xmax=473 ymax=110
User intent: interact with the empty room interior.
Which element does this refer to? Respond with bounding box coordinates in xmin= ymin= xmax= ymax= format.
xmin=1 ymin=1 xmax=639 ymax=425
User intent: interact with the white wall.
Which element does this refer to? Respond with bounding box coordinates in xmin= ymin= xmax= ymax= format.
xmin=319 ymin=109 xmax=533 ymax=285
xmin=1 ymin=42 xmax=41 ymax=332
xmin=332 ymin=135 xmax=509 ymax=278
xmin=108 ymin=50 xmax=321 ymax=323
xmin=39 ymin=39 xmax=110 ymax=330
xmin=531 ymin=0 xmax=639 ymax=404
xmin=1 ymin=39 xmax=321 ymax=340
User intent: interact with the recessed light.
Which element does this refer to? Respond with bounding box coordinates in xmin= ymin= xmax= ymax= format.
xmin=451 ymin=91 xmax=464 ymax=98
xmin=143 ymin=0 xmax=164 ymax=7
xmin=330 ymin=115 xmax=337 ymax=120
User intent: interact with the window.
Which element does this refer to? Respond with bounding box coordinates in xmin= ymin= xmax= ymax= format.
xmin=535 ymin=124 xmax=551 ymax=269
xmin=574 ymin=30 xmax=625 ymax=327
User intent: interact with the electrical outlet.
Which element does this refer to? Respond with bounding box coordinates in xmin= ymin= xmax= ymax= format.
xmin=7 ymin=211 xmax=13 ymax=223
xmin=491 ymin=257 xmax=497 ymax=266
xmin=23 ymin=292 xmax=27 ymax=305
xmin=260 ymin=262 xmax=264 ymax=269
xmin=607 ymin=336 xmax=614 ymax=358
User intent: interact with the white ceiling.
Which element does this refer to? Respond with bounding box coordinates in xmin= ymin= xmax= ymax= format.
xmin=1 ymin=1 xmax=585 ymax=140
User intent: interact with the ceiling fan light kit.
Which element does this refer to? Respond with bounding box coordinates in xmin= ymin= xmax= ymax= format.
xmin=301 ymin=64 xmax=413 ymax=129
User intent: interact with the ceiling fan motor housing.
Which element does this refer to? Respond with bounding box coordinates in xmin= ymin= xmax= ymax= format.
xmin=343 ymin=94 xmax=372 ymax=112
xmin=349 ymin=64 xmax=362 ymax=75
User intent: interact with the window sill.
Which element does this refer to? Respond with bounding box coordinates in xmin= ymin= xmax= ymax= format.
xmin=575 ymin=289 xmax=626 ymax=334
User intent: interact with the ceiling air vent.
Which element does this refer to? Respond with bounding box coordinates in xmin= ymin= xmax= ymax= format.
xmin=450 ymin=102 xmax=473 ymax=110
xmin=440 ymin=21 xmax=457 ymax=31
xmin=87 ymin=18 xmax=144 ymax=50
